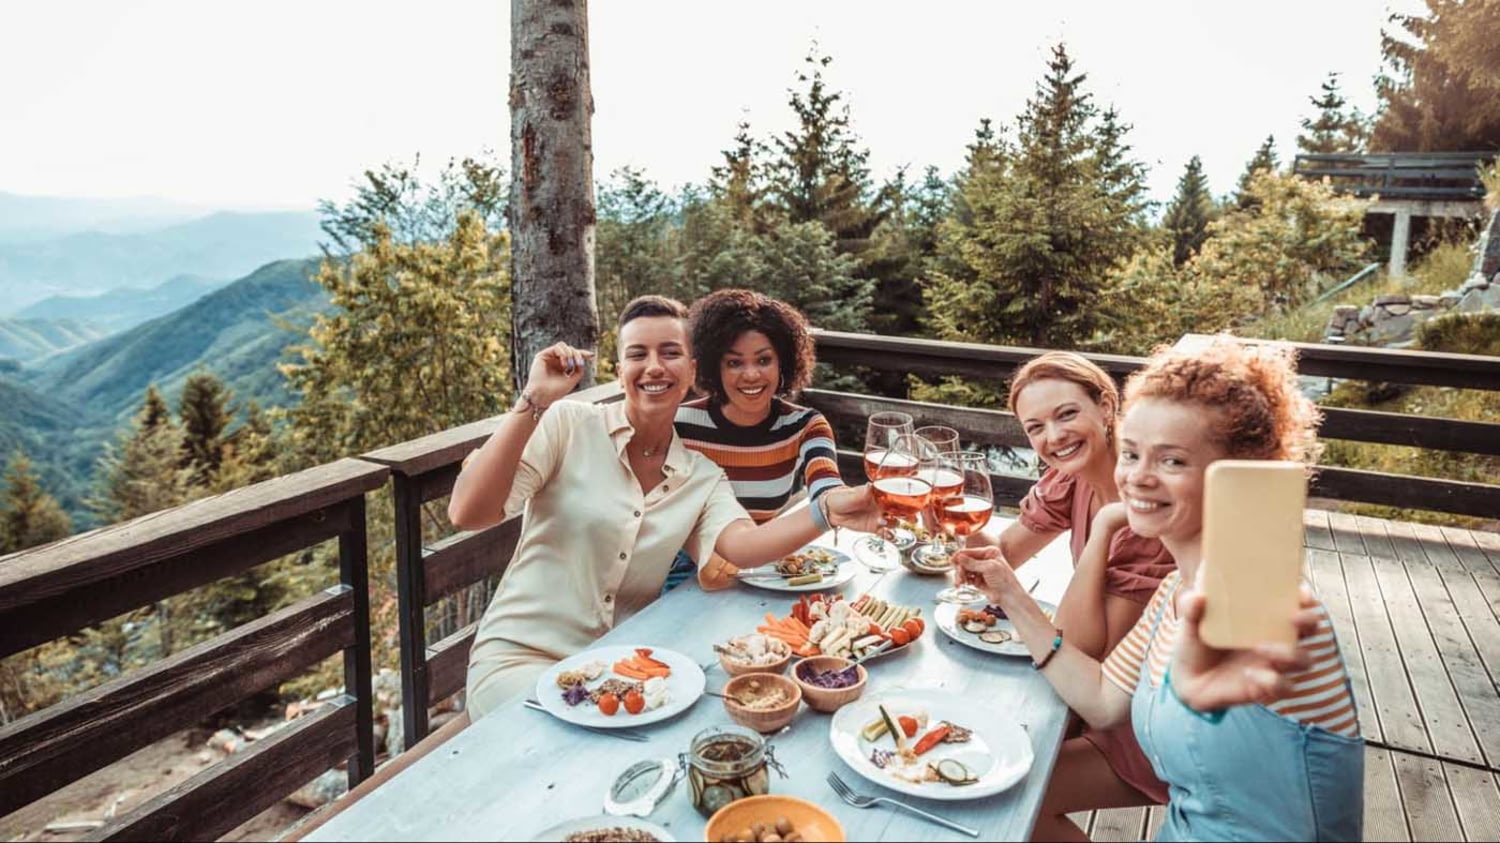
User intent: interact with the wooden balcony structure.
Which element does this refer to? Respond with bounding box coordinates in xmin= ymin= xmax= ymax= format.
xmin=1292 ymin=151 xmax=1496 ymax=277
xmin=1 ymin=332 xmax=1497 ymax=841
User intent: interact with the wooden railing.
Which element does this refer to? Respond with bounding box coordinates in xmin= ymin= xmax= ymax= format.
xmin=811 ymin=331 xmax=1500 ymax=518
xmin=1292 ymin=152 xmax=1495 ymax=201
xmin=1 ymin=331 xmax=1495 ymax=836
xmin=0 ymin=458 xmax=387 ymax=841
xmin=361 ymin=381 xmax=624 ymax=750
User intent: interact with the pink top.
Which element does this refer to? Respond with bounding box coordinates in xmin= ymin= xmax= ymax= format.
xmin=1018 ymin=468 xmax=1176 ymax=603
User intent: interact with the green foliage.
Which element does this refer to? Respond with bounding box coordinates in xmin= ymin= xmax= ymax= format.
xmin=1319 ymin=313 xmax=1500 ymax=528
xmin=178 ymin=372 xmax=234 ymax=486
xmin=922 ymin=45 xmax=1149 ymax=354
xmin=318 ymin=153 xmax=508 ymax=254
xmin=1297 ymin=73 xmax=1367 ymax=154
xmin=1235 ymin=135 xmax=1281 ymax=210
xmin=1190 ymin=171 xmax=1371 ymax=311
xmin=281 ymin=213 xmax=512 ymax=465
xmin=766 ymin=48 xmax=893 ymax=261
xmin=1482 ymin=159 xmax=1500 ymax=211
xmin=1162 ymin=156 xmax=1217 ymax=265
xmin=1373 ymin=0 xmax=1500 ymax=152
xmin=89 ymin=386 xmax=191 ymax=525
xmin=0 ymin=450 xmax=72 ymax=554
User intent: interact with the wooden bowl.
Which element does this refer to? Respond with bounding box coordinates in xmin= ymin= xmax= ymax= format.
xmin=722 ymin=673 xmax=801 ymax=733
xmin=704 ymin=794 xmax=846 ymax=843
xmin=791 ymin=656 xmax=867 ymax=713
xmin=718 ymin=642 xmax=794 ymax=677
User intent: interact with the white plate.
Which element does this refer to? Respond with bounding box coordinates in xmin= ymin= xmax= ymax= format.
xmin=933 ymin=600 xmax=1058 ymax=658
xmin=737 ymin=545 xmax=857 ymax=593
xmin=530 ymin=815 xmax=676 ymax=842
xmin=830 ymin=690 xmax=1034 ymax=801
xmin=535 ymin=646 xmax=705 ymax=729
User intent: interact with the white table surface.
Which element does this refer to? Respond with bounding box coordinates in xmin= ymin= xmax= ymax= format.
xmin=308 ymin=518 xmax=1075 ymax=843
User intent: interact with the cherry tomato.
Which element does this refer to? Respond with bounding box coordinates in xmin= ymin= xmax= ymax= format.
xmin=623 ymin=690 xmax=646 ymax=715
xmin=598 ymin=692 xmax=620 ymax=716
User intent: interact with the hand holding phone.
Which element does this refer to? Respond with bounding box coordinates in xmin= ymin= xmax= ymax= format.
xmin=1199 ymin=460 xmax=1308 ymax=649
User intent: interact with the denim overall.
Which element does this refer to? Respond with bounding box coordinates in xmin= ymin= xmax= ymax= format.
xmin=1132 ymin=583 xmax=1365 ymax=841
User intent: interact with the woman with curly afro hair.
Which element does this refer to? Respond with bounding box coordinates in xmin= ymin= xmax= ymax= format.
xmin=958 ymin=338 xmax=1362 ymax=841
xmin=662 ymin=289 xmax=847 ymax=591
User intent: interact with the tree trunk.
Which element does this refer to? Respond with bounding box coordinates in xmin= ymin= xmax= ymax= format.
xmin=509 ymin=0 xmax=600 ymax=392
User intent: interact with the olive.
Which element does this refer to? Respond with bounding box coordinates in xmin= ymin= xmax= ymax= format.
xmin=775 ymin=817 xmax=793 ymax=835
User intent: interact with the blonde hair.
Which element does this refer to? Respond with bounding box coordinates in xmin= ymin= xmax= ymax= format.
xmin=1009 ymin=351 xmax=1120 ymax=434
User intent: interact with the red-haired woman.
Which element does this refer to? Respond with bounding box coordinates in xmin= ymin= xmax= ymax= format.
xmin=959 ymin=339 xmax=1362 ymax=841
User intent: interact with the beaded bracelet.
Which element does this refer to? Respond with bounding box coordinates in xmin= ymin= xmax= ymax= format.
xmin=1033 ymin=629 xmax=1064 ymax=671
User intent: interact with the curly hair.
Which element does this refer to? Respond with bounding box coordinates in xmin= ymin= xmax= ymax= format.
xmin=688 ymin=289 xmax=817 ymax=402
xmin=1008 ymin=351 xmax=1120 ymax=436
xmin=1123 ymin=337 xmax=1323 ymax=463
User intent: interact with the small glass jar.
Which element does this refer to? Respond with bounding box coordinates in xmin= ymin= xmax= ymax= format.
xmin=681 ymin=725 xmax=783 ymax=818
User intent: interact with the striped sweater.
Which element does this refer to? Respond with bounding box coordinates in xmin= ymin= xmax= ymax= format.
xmin=1103 ymin=571 xmax=1360 ymax=737
xmin=674 ymin=397 xmax=844 ymax=524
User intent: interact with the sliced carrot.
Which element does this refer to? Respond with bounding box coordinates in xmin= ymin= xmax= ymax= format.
xmin=614 ymin=662 xmax=651 ymax=680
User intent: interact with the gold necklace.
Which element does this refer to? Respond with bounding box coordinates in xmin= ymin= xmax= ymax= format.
xmin=638 ymin=437 xmax=670 ymax=458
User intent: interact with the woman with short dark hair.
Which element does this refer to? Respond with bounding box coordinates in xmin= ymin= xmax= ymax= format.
xmin=451 ymin=296 xmax=882 ymax=716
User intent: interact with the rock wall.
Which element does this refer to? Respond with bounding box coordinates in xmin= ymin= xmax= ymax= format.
xmin=1328 ymin=210 xmax=1500 ymax=346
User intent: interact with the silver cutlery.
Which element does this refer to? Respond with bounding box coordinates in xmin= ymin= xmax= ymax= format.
xmin=826 ymin=771 xmax=980 ymax=838
xmin=522 ymin=699 xmax=650 ymax=742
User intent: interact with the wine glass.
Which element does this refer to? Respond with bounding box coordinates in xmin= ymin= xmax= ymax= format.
xmin=854 ymin=413 xmax=915 ymax=571
xmin=912 ymin=425 xmax=961 ymax=562
xmin=867 ymin=434 xmax=937 ymax=572
xmin=933 ymin=451 xmax=996 ymax=604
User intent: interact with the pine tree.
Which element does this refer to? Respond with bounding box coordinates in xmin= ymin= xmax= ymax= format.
xmin=1162 ymin=156 xmax=1217 ymax=266
xmin=140 ymin=385 xmax=172 ymax=434
xmin=709 ymin=121 xmax=770 ymax=231
xmin=91 ymin=390 xmax=192 ymax=526
xmin=178 ymin=372 xmax=234 ymax=487
xmin=0 ymin=450 xmax=72 ymax=554
xmin=922 ymin=45 xmax=1147 ymax=350
xmin=1298 ymin=73 xmax=1366 ymax=155
xmin=1372 ymin=0 xmax=1500 ymax=152
xmin=1235 ymin=135 xmax=1280 ymax=210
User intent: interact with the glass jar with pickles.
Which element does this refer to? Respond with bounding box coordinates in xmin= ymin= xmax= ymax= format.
xmin=681 ymin=725 xmax=784 ymax=818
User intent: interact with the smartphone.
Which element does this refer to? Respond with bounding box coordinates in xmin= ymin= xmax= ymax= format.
xmin=1199 ymin=460 xmax=1307 ymax=649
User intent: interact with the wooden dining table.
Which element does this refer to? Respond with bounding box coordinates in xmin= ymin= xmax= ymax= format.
xmin=306 ymin=518 xmax=1076 ymax=842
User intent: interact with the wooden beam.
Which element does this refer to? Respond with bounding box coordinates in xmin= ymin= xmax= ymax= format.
xmin=426 ymin=624 xmax=478 ymax=706
xmin=1320 ymin=408 xmax=1500 ymax=456
xmin=1311 ymin=467 xmax=1500 ymax=519
xmin=802 ymin=388 xmax=1029 ymax=450
xmin=0 ymin=499 xmax=359 ymax=659
xmin=0 ymin=588 xmax=355 ymax=817
xmin=1179 ymin=334 xmax=1500 ymax=391
xmin=812 ymin=330 xmax=1145 ymax=383
xmin=87 ymin=699 xmax=358 ymax=842
xmin=423 ymin=519 xmax=521 ymax=604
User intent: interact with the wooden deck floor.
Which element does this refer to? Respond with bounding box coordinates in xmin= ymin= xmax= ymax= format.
xmin=1072 ymin=511 xmax=1500 ymax=841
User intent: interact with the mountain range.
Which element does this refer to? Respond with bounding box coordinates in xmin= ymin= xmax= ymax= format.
xmin=0 ymin=203 xmax=324 ymax=311
xmin=1 ymin=258 xmax=328 ymax=522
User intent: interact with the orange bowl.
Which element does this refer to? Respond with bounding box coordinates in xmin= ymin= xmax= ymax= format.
xmin=791 ymin=656 xmax=866 ymax=713
xmin=722 ymin=673 xmax=801 ymax=733
xmin=718 ymin=638 xmax=794 ymax=677
xmin=704 ymin=794 xmax=846 ymax=843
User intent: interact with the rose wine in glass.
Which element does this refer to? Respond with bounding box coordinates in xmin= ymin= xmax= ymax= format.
xmin=854 ymin=413 xmax=915 ymax=571
xmin=934 ymin=451 xmax=996 ymax=604
xmin=912 ymin=426 xmax=960 ymax=552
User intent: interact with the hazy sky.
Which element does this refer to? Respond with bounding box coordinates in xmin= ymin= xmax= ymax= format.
xmin=0 ymin=0 xmax=1426 ymax=211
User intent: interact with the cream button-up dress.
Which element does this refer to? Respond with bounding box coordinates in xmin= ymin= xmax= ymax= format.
xmin=465 ymin=398 xmax=750 ymax=718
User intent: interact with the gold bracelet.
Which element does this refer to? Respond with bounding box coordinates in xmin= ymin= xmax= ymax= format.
xmin=516 ymin=390 xmax=548 ymax=422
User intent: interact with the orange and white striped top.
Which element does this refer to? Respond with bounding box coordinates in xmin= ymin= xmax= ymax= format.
xmin=1102 ymin=571 xmax=1361 ymax=738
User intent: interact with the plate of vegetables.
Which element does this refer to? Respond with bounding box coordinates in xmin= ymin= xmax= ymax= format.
xmin=536 ymin=646 xmax=705 ymax=729
xmin=735 ymin=545 xmax=857 ymax=592
xmin=829 ymin=690 xmax=1033 ymax=801
xmin=933 ymin=601 xmax=1058 ymax=657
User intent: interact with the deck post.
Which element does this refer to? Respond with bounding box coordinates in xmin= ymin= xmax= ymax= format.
xmin=339 ymin=494 xmax=376 ymax=787
xmin=1390 ymin=206 xmax=1412 ymax=278
xmin=392 ymin=473 xmax=431 ymax=751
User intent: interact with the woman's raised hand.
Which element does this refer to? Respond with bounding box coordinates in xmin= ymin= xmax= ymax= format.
xmin=527 ymin=342 xmax=595 ymax=405
xmin=953 ymin=545 xmax=1019 ymax=603
xmin=1169 ymin=583 xmax=1322 ymax=712
xmin=824 ymin=484 xmax=887 ymax=534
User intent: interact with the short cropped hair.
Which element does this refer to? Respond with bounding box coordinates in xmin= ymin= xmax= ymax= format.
xmin=618 ymin=295 xmax=688 ymax=329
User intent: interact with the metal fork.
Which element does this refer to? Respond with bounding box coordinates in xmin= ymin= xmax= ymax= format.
xmin=522 ymin=699 xmax=650 ymax=742
xmin=826 ymin=771 xmax=979 ymax=838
